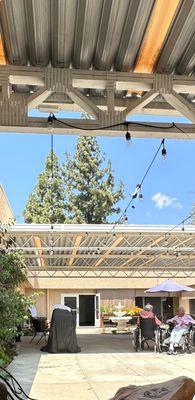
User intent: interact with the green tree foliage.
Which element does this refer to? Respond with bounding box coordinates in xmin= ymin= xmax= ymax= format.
xmin=63 ymin=136 xmax=124 ymax=223
xmin=0 ymin=248 xmax=28 ymax=365
xmin=23 ymin=152 xmax=65 ymax=223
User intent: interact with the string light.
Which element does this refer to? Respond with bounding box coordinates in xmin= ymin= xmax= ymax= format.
xmin=51 ymin=113 xmax=183 ymax=136
xmin=49 ymin=134 xmax=55 ymax=259
xmin=161 ymin=139 xmax=167 ymax=160
xmin=47 ymin=113 xmax=56 ymax=132
xmin=49 ymin=248 xmax=54 ymax=256
xmin=124 ymin=122 xmax=132 ymax=145
xmin=132 ymin=184 xmax=141 ymax=199
xmin=100 ymin=138 xmax=168 ymax=246
xmin=125 ymin=131 xmax=131 ymax=142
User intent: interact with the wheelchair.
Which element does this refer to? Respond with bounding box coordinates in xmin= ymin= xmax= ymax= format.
xmin=159 ymin=322 xmax=195 ymax=354
xmin=132 ymin=317 xmax=161 ymax=352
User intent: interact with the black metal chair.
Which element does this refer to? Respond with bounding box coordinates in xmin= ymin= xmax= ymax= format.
xmin=133 ymin=317 xmax=159 ymax=352
xmin=0 ymin=366 xmax=37 ymax=400
xmin=30 ymin=317 xmax=49 ymax=344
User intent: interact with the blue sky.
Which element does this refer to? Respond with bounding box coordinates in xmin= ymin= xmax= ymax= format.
xmin=0 ymin=110 xmax=194 ymax=225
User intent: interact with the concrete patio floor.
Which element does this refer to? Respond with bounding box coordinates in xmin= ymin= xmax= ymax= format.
xmin=8 ymin=333 xmax=195 ymax=400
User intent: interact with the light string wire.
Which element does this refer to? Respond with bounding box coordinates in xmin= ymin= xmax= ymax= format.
xmin=48 ymin=113 xmax=186 ymax=134
xmin=49 ymin=114 xmax=192 ymax=249
xmin=166 ymin=210 xmax=195 ymax=235
xmin=106 ymin=138 xmax=165 ymax=238
xmin=50 ymin=134 xmax=54 ymax=254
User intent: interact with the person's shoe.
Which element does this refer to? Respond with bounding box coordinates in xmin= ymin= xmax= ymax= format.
xmin=167 ymin=350 xmax=173 ymax=355
xmin=173 ymin=350 xmax=177 ymax=355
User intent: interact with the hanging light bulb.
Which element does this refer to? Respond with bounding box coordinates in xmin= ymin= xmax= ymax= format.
xmin=124 ymin=122 xmax=132 ymax=145
xmin=181 ymin=222 xmax=185 ymax=231
xmin=161 ymin=139 xmax=167 ymax=160
xmin=132 ymin=184 xmax=141 ymax=199
xmin=124 ymin=213 xmax=128 ymax=222
xmin=47 ymin=113 xmax=56 ymax=132
xmin=49 ymin=248 xmax=54 ymax=255
xmin=125 ymin=131 xmax=131 ymax=141
xmin=139 ymin=192 xmax=144 ymax=201
xmin=50 ymin=238 xmax=54 ymax=246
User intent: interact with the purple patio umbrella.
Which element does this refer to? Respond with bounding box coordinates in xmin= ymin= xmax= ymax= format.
xmin=145 ymin=280 xmax=194 ymax=293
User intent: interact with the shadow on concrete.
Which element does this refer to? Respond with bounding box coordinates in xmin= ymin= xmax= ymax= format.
xmin=8 ymin=337 xmax=42 ymax=395
xmin=77 ymin=333 xmax=155 ymax=354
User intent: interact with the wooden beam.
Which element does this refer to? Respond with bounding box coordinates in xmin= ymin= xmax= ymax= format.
xmin=130 ymin=236 xmax=194 ymax=268
xmin=34 ymin=236 xmax=45 ymax=268
xmin=68 ymin=235 xmax=83 ymax=267
xmin=26 ymin=88 xmax=52 ymax=109
xmin=125 ymin=90 xmax=157 ymax=116
xmin=66 ymin=87 xmax=103 ymax=119
xmin=163 ymin=90 xmax=195 ymax=122
xmin=127 ymin=0 xmax=180 ymax=96
xmin=0 ymin=34 xmax=6 ymax=65
xmin=0 ymin=117 xmax=194 ymax=139
xmin=133 ymin=0 xmax=180 ymax=73
xmin=95 ymin=236 xmax=124 ymax=267
xmin=120 ymin=236 xmax=165 ymax=268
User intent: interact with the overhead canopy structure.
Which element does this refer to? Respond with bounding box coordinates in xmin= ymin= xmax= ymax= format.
xmin=3 ymin=223 xmax=195 ymax=279
xmin=0 ymin=0 xmax=195 ymax=138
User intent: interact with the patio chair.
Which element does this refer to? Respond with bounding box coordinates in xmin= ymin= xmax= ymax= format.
xmin=30 ymin=317 xmax=49 ymax=344
xmin=0 ymin=366 xmax=37 ymax=400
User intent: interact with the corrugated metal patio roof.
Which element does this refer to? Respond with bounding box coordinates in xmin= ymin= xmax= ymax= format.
xmin=0 ymin=0 xmax=194 ymax=75
xmin=3 ymin=223 xmax=195 ymax=278
xmin=0 ymin=1 xmax=195 ymax=137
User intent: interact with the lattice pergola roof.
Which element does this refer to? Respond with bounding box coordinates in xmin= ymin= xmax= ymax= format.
xmin=4 ymin=223 xmax=195 ymax=279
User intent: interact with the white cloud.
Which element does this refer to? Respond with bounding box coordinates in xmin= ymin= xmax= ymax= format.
xmin=152 ymin=192 xmax=182 ymax=210
xmin=146 ymin=212 xmax=152 ymax=217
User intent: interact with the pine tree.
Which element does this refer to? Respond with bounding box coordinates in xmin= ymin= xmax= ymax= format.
xmin=23 ymin=152 xmax=65 ymax=223
xmin=62 ymin=136 xmax=124 ymax=223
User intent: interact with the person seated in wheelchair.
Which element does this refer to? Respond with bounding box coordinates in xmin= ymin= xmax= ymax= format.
xmin=137 ymin=303 xmax=162 ymax=327
xmin=136 ymin=304 xmax=162 ymax=350
xmin=166 ymin=306 xmax=195 ymax=355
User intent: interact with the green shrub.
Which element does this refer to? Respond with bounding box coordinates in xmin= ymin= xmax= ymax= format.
xmin=0 ymin=248 xmax=30 ymax=366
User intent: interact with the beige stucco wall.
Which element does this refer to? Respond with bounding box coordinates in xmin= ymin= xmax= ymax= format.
xmin=24 ymin=287 xmax=194 ymax=321
xmin=27 ymin=277 xmax=195 ymax=290
xmin=0 ymin=184 xmax=14 ymax=223
xmin=25 ymin=288 xmax=97 ymax=320
xmin=99 ymin=289 xmax=135 ymax=309
xmin=25 ymin=288 xmax=195 ymax=320
xmin=25 ymin=288 xmax=47 ymax=317
xmin=25 ymin=279 xmax=195 ymax=319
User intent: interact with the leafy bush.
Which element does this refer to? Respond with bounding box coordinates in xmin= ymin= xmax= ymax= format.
xmin=100 ymin=306 xmax=114 ymax=315
xmin=0 ymin=248 xmax=30 ymax=366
